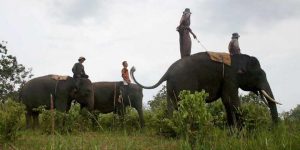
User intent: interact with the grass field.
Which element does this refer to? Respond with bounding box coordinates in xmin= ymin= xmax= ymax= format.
xmin=1 ymin=98 xmax=300 ymax=150
xmin=1 ymin=122 xmax=299 ymax=150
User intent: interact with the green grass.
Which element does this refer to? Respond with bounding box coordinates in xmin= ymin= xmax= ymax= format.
xmin=1 ymin=122 xmax=299 ymax=150
xmin=1 ymin=129 xmax=180 ymax=150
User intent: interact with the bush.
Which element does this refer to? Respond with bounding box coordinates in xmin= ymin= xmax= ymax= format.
xmin=206 ymin=100 xmax=227 ymax=128
xmin=173 ymin=90 xmax=212 ymax=145
xmin=97 ymin=107 xmax=142 ymax=132
xmin=0 ymin=100 xmax=25 ymax=141
xmin=38 ymin=103 xmax=93 ymax=134
xmin=148 ymin=90 xmax=213 ymax=148
xmin=240 ymin=99 xmax=271 ymax=130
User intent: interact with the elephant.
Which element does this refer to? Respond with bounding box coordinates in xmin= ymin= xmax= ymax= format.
xmin=93 ymin=82 xmax=144 ymax=127
xmin=130 ymin=52 xmax=281 ymax=127
xmin=20 ymin=75 xmax=94 ymax=128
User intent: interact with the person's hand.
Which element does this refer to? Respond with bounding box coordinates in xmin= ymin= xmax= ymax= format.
xmin=193 ymin=34 xmax=197 ymax=39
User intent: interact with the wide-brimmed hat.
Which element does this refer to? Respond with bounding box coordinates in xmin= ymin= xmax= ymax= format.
xmin=78 ymin=56 xmax=86 ymax=61
xmin=183 ymin=8 xmax=191 ymax=14
xmin=232 ymin=33 xmax=240 ymax=38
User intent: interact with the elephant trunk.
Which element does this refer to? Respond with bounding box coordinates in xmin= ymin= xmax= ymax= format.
xmin=259 ymin=83 xmax=279 ymax=123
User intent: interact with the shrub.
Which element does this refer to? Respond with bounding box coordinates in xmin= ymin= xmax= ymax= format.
xmin=240 ymin=99 xmax=271 ymax=130
xmin=206 ymin=100 xmax=227 ymax=128
xmin=0 ymin=100 xmax=25 ymax=141
xmin=38 ymin=103 xmax=93 ymax=134
xmin=173 ymin=90 xmax=212 ymax=145
xmin=148 ymin=90 xmax=213 ymax=148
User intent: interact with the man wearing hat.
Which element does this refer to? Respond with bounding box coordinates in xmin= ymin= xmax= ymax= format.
xmin=72 ymin=56 xmax=89 ymax=79
xmin=176 ymin=8 xmax=197 ymax=58
xmin=228 ymin=33 xmax=241 ymax=55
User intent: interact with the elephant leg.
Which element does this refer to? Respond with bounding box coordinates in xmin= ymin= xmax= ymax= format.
xmin=166 ymin=92 xmax=176 ymax=118
xmin=117 ymin=105 xmax=125 ymax=127
xmin=25 ymin=111 xmax=33 ymax=129
xmin=221 ymin=82 xmax=241 ymax=127
xmin=32 ymin=112 xmax=39 ymax=129
xmin=136 ymin=107 xmax=145 ymax=128
xmin=166 ymin=83 xmax=179 ymax=118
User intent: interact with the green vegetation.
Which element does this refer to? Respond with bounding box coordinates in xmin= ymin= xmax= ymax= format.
xmin=1 ymin=90 xmax=300 ymax=150
xmin=0 ymin=42 xmax=33 ymax=101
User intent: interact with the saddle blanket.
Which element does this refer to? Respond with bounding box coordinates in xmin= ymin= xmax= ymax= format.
xmin=50 ymin=75 xmax=69 ymax=81
xmin=207 ymin=51 xmax=231 ymax=66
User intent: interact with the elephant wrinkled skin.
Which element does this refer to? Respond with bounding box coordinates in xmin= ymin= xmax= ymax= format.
xmin=20 ymin=75 xmax=94 ymax=128
xmin=131 ymin=52 xmax=280 ymax=127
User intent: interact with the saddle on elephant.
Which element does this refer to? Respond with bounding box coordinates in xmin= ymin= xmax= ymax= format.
xmin=50 ymin=75 xmax=69 ymax=81
xmin=207 ymin=51 xmax=231 ymax=66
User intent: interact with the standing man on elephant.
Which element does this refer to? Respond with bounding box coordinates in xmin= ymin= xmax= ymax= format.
xmin=228 ymin=33 xmax=241 ymax=55
xmin=176 ymin=8 xmax=197 ymax=58
xmin=72 ymin=56 xmax=89 ymax=88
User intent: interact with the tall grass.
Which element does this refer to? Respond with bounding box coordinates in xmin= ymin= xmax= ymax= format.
xmin=0 ymin=93 xmax=300 ymax=150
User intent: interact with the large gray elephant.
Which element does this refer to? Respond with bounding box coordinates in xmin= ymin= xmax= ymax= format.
xmin=20 ymin=75 xmax=94 ymax=128
xmin=130 ymin=52 xmax=281 ymax=126
xmin=93 ymin=82 xmax=144 ymax=127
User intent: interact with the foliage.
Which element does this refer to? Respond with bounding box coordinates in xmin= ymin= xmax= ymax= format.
xmin=38 ymin=103 xmax=93 ymax=134
xmin=172 ymin=90 xmax=212 ymax=146
xmin=281 ymin=104 xmax=300 ymax=123
xmin=239 ymin=92 xmax=272 ymax=130
xmin=0 ymin=41 xmax=33 ymax=101
xmin=97 ymin=107 xmax=142 ymax=132
xmin=240 ymin=92 xmax=266 ymax=107
xmin=240 ymin=99 xmax=271 ymax=130
xmin=148 ymin=85 xmax=166 ymax=112
xmin=206 ymin=100 xmax=227 ymax=128
xmin=0 ymin=100 xmax=25 ymax=141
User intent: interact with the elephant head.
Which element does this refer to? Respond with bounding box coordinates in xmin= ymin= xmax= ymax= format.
xmin=231 ymin=54 xmax=281 ymax=123
xmin=72 ymin=78 xmax=94 ymax=111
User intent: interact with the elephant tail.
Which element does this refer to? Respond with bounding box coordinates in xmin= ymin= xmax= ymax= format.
xmin=130 ymin=67 xmax=167 ymax=89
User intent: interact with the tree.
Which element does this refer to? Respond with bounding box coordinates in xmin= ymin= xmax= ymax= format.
xmin=240 ymin=92 xmax=266 ymax=106
xmin=148 ymin=85 xmax=166 ymax=111
xmin=0 ymin=41 xmax=33 ymax=101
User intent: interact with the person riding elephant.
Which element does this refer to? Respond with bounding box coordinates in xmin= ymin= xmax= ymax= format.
xmin=20 ymin=75 xmax=94 ymax=128
xmin=130 ymin=51 xmax=281 ymax=127
xmin=228 ymin=33 xmax=241 ymax=55
xmin=176 ymin=8 xmax=197 ymax=58
xmin=119 ymin=61 xmax=131 ymax=102
xmin=72 ymin=56 xmax=89 ymax=78
xmin=72 ymin=56 xmax=89 ymax=89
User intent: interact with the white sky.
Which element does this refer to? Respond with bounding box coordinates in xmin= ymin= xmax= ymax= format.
xmin=1 ymin=0 xmax=299 ymax=112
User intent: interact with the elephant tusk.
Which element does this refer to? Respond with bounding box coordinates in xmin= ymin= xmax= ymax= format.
xmin=260 ymin=90 xmax=282 ymax=105
xmin=259 ymin=92 xmax=269 ymax=106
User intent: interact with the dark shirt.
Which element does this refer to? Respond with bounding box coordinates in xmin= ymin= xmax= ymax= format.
xmin=72 ymin=62 xmax=87 ymax=78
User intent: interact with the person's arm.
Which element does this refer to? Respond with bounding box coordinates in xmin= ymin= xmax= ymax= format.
xmin=189 ymin=29 xmax=197 ymax=39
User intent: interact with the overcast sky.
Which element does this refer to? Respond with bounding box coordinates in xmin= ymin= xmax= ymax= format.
xmin=1 ymin=0 xmax=299 ymax=112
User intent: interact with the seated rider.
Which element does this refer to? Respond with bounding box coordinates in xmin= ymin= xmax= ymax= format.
xmin=72 ymin=56 xmax=89 ymax=88
xmin=228 ymin=32 xmax=241 ymax=55
xmin=119 ymin=61 xmax=131 ymax=102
